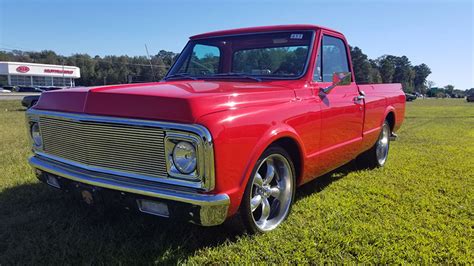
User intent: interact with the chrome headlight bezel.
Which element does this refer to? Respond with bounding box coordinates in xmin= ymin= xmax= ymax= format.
xmin=165 ymin=132 xmax=204 ymax=181
xmin=30 ymin=122 xmax=42 ymax=147
xmin=29 ymin=121 xmax=43 ymax=150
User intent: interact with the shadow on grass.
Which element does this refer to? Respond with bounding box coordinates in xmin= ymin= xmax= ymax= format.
xmin=296 ymin=160 xmax=357 ymax=200
xmin=0 ymin=163 xmax=355 ymax=264
xmin=0 ymin=182 xmax=244 ymax=264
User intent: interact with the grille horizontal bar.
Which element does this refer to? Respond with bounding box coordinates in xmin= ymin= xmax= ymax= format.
xmin=39 ymin=116 xmax=168 ymax=178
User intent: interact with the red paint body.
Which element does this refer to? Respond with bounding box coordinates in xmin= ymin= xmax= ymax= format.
xmin=34 ymin=25 xmax=405 ymax=217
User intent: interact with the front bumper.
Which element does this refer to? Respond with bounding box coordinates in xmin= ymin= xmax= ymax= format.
xmin=29 ymin=155 xmax=229 ymax=226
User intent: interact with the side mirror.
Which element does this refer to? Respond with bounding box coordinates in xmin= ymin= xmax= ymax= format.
xmin=320 ymin=72 xmax=352 ymax=94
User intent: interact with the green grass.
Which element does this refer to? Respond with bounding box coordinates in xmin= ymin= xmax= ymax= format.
xmin=1 ymin=99 xmax=473 ymax=264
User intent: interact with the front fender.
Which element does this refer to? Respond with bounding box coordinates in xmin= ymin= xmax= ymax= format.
xmin=196 ymin=102 xmax=306 ymax=216
xmin=239 ymin=124 xmax=305 ymax=188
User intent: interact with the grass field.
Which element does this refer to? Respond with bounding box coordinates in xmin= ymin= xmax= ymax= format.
xmin=0 ymin=99 xmax=473 ymax=264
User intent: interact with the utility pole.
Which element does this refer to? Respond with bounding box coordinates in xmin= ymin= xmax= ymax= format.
xmin=145 ymin=44 xmax=156 ymax=81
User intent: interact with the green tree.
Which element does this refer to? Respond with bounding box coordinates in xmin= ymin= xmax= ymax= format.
xmin=0 ymin=46 xmax=433 ymax=90
xmin=350 ymin=46 xmax=372 ymax=84
xmin=444 ymin=85 xmax=454 ymax=97
xmin=68 ymin=54 xmax=97 ymax=86
xmin=427 ymin=80 xmax=435 ymax=90
xmin=413 ymin=63 xmax=431 ymax=94
xmin=452 ymin=89 xmax=465 ymax=98
xmin=0 ymin=51 xmax=10 ymax=61
xmin=392 ymin=56 xmax=415 ymax=93
xmin=368 ymin=60 xmax=382 ymax=83
xmin=377 ymin=55 xmax=396 ymax=83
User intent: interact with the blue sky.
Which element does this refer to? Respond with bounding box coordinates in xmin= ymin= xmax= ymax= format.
xmin=1 ymin=0 xmax=473 ymax=89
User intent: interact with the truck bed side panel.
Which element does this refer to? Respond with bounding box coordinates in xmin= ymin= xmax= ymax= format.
xmin=359 ymin=84 xmax=405 ymax=152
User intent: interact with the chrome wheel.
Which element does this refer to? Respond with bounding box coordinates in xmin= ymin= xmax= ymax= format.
xmin=376 ymin=123 xmax=390 ymax=165
xmin=249 ymin=153 xmax=293 ymax=232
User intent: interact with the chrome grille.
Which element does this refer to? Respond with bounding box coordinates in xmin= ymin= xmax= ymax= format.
xmin=39 ymin=116 xmax=167 ymax=178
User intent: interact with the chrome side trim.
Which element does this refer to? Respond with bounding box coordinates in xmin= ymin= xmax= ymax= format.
xmin=26 ymin=109 xmax=215 ymax=191
xmin=29 ymin=155 xmax=229 ymax=226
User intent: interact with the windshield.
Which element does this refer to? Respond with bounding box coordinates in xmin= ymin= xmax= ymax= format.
xmin=166 ymin=31 xmax=314 ymax=81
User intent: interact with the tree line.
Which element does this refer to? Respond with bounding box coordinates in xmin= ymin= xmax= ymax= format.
xmin=0 ymin=47 xmax=450 ymax=95
xmin=350 ymin=46 xmax=434 ymax=94
xmin=0 ymin=50 xmax=177 ymax=86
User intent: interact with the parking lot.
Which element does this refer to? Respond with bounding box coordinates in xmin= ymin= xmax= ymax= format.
xmin=0 ymin=93 xmax=41 ymax=101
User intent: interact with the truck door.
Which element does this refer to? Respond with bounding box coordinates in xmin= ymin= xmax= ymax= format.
xmin=311 ymin=33 xmax=364 ymax=174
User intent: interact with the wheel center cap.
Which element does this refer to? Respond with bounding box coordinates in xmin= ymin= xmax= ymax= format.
xmin=262 ymin=186 xmax=271 ymax=197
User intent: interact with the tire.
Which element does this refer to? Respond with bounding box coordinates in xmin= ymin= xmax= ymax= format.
xmin=357 ymin=120 xmax=391 ymax=169
xmin=240 ymin=145 xmax=296 ymax=233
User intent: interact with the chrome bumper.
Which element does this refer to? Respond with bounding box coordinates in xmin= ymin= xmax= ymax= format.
xmin=29 ymin=155 xmax=229 ymax=226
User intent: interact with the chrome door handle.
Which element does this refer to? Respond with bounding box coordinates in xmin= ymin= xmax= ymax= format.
xmin=354 ymin=95 xmax=365 ymax=102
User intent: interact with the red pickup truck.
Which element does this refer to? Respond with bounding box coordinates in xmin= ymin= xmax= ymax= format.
xmin=26 ymin=25 xmax=405 ymax=233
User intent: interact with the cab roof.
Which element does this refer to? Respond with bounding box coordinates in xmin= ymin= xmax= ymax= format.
xmin=190 ymin=24 xmax=342 ymax=39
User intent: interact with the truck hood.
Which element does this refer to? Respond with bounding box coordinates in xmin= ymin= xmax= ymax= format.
xmin=34 ymin=81 xmax=296 ymax=123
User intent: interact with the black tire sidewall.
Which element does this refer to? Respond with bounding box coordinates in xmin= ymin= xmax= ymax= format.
xmin=240 ymin=145 xmax=296 ymax=234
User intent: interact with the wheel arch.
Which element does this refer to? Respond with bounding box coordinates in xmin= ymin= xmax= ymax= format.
xmin=385 ymin=111 xmax=395 ymax=132
xmin=383 ymin=106 xmax=396 ymax=132
xmin=240 ymin=127 xmax=306 ymax=189
xmin=270 ymin=137 xmax=303 ymax=185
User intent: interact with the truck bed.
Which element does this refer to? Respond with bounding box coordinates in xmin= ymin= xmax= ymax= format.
xmin=359 ymin=83 xmax=406 ymax=152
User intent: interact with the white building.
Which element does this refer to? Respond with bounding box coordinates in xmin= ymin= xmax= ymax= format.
xmin=0 ymin=61 xmax=80 ymax=87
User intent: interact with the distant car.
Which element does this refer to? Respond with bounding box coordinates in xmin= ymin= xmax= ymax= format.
xmin=467 ymin=94 xmax=474 ymax=102
xmin=38 ymin=87 xmax=63 ymax=91
xmin=2 ymin=86 xmax=17 ymax=91
xmin=21 ymin=95 xmax=40 ymax=108
xmin=1 ymin=89 xmax=12 ymax=93
xmin=15 ymin=86 xmax=43 ymax=93
xmin=405 ymin=93 xmax=417 ymax=102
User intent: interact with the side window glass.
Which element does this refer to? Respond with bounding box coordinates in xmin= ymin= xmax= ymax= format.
xmin=320 ymin=35 xmax=350 ymax=82
xmin=181 ymin=44 xmax=220 ymax=75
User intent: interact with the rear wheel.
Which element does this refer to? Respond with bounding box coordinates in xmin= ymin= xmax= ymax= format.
xmin=240 ymin=146 xmax=296 ymax=233
xmin=357 ymin=120 xmax=391 ymax=168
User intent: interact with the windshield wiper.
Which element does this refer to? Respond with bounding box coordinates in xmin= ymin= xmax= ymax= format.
xmin=164 ymin=72 xmax=262 ymax=82
xmin=208 ymin=73 xmax=262 ymax=82
xmin=163 ymin=73 xmax=198 ymax=81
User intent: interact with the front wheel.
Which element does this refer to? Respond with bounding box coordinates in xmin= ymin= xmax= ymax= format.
xmin=240 ymin=146 xmax=296 ymax=233
xmin=357 ymin=120 xmax=391 ymax=168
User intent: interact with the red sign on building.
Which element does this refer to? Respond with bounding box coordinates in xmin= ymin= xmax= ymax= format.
xmin=44 ymin=69 xmax=74 ymax=74
xmin=16 ymin=66 xmax=30 ymax=73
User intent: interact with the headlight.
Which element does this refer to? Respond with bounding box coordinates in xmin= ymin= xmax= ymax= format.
xmin=172 ymin=141 xmax=197 ymax=174
xmin=30 ymin=122 xmax=42 ymax=147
